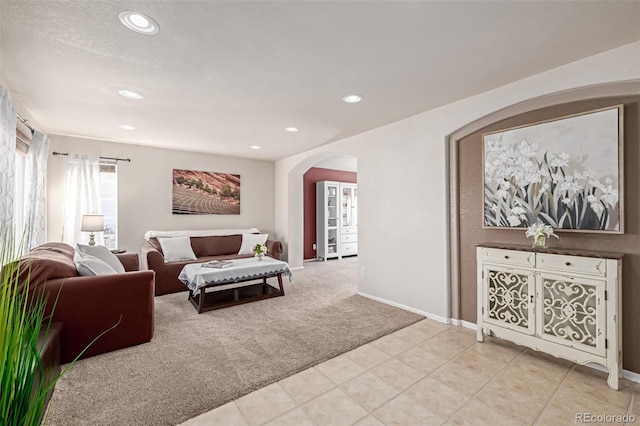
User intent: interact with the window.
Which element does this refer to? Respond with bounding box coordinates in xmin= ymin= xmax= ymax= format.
xmin=99 ymin=162 xmax=118 ymax=249
xmin=13 ymin=129 xmax=30 ymax=240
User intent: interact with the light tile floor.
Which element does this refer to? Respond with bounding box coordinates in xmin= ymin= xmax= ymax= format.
xmin=181 ymin=318 xmax=639 ymax=426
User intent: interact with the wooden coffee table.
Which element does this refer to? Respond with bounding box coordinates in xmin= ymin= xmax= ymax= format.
xmin=178 ymin=257 xmax=292 ymax=313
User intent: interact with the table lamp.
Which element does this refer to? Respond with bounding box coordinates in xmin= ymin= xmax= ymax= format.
xmin=81 ymin=214 xmax=104 ymax=246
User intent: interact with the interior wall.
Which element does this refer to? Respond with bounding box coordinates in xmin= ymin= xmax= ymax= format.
xmin=275 ymin=42 xmax=639 ymax=322
xmin=302 ymin=167 xmax=357 ymax=260
xmin=457 ymin=96 xmax=640 ymax=373
xmin=47 ymin=135 xmax=276 ymax=253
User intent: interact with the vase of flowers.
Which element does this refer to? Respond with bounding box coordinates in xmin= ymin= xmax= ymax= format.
xmin=252 ymin=243 xmax=268 ymax=261
xmin=525 ymin=223 xmax=558 ymax=249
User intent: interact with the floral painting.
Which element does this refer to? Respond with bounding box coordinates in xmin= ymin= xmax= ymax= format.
xmin=483 ymin=106 xmax=623 ymax=232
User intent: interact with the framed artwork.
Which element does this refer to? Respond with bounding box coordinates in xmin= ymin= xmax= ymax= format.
xmin=483 ymin=105 xmax=623 ymax=233
xmin=172 ymin=169 xmax=240 ymax=215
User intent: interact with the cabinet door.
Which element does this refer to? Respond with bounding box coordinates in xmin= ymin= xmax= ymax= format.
xmin=482 ymin=265 xmax=535 ymax=335
xmin=327 ymin=184 xmax=339 ymax=228
xmin=341 ymin=184 xmax=357 ymax=229
xmin=537 ymin=272 xmax=606 ymax=357
xmin=316 ymin=181 xmax=340 ymax=259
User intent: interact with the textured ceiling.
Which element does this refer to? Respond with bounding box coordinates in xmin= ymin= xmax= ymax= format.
xmin=1 ymin=1 xmax=639 ymax=161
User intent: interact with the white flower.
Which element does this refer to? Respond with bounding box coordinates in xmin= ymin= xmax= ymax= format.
xmin=511 ymin=206 xmax=526 ymax=216
xmin=562 ymin=197 xmax=572 ymax=206
xmin=600 ymin=186 xmax=619 ymax=207
xmin=559 ymin=177 xmax=583 ymax=197
xmin=496 ymin=180 xmax=511 ymax=199
xmin=591 ymin=202 xmax=605 ymax=217
xmin=587 ymin=194 xmax=598 ymax=204
xmin=525 ymin=223 xmax=558 ymax=239
xmin=507 ymin=215 xmax=522 ymax=226
xmin=589 ymin=178 xmax=603 ymax=189
xmin=518 ymin=140 xmax=539 ymax=157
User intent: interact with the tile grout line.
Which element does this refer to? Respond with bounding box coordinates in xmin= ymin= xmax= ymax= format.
xmin=438 ymin=342 xmax=530 ymax=425
xmin=375 ymin=326 xmax=512 ymax=424
xmin=531 ymin=361 xmax=575 ymax=425
xmin=230 ymin=321 xmax=475 ymax=426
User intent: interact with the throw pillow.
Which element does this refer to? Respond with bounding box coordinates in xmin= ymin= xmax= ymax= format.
xmin=157 ymin=236 xmax=197 ymax=262
xmin=76 ymin=243 xmax=125 ymax=273
xmin=238 ymin=233 xmax=269 ymax=255
xmin=75 ymin=254 xmax=118 ymax=276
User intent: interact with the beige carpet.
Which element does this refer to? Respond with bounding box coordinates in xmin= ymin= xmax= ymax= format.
xmin=45 ymin=257 xmax=424 ymax=425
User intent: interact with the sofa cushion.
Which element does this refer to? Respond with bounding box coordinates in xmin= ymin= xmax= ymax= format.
xmin=76 ymin=243 xmax=125 ymax=273
xmin=75 ymin=255 xmax=118 ymax=276
xmin=31 ymin=242 xmax=76 ymax=257
xmin=190 ymin=235 xmax=242 ymax=257
xmin=157 ymin=236 xmax=197 ymax=262
xmin=17 ymin=244 xmax=79 ymax=286
xmin=238 ymin=233 xmax=269 ymax=255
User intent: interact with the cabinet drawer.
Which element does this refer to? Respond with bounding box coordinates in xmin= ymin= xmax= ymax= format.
xmin=537 ymin=253 xmax=606 ymax=277
xmin=342 ymin=228 xmax=357 ymax=235
xmin=341 ymin=233 xmax=358 ymax=243
xmin=480 ymin=248 xmax=534 ymax=268
xmin=342 ymin=242 xmax=358 ymax=255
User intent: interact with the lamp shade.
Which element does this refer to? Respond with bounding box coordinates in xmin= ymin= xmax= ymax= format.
xmin=81 ymin=215 xmax=104 ymax=232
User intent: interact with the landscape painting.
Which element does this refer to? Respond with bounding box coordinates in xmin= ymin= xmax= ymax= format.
xmin=483 ymin=105 xmax=622 ymax=232
xmin=172 ymin=169 xmax=240 ymax=215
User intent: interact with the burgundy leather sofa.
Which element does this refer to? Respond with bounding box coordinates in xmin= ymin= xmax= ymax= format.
xmin=17 ymin=242 xmax=155 ymax=363
xmin=141 ymin=234 xmax=283 ymax=296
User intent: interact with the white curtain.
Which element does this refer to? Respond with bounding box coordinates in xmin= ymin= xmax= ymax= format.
xmin=0 ymin=86 xmax=17 ymax=228
xmin=62 ymin=154 xmax=102 ymax=245
xmin=23 ymin=131 xmax=50 ymax=252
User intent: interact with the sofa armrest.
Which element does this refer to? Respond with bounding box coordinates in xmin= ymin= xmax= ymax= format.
xmin=40 ymin=271 xmax=155 ymax=363
xmin=141 ymin=244 xmax=165 ymax=271
xmin=267 ymin=240 xmax=283 ymax=260
xmin=116 ymin=252 xmax=139 ymax=272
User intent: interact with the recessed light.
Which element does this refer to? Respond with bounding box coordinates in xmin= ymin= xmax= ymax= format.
xmin=342 ymin=94 xmax=362 ymax=103
xmin=118 ymin=89 xmax=144 ymax=100
xmin=285 ymin=127 xmax=299 ymax=132
xmin=250 ymin=145 xmax=261 ymax=150
xmin=118 ymin=124 xmax=135 ymax=130
xmin=119 ymin=11 xmax=159 ymax=35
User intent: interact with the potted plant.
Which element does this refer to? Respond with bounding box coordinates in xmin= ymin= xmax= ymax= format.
xmin=1 ymin=228 xmax=121 ymax=425
xmin=0 ymin=228 xmax=56 ymax=425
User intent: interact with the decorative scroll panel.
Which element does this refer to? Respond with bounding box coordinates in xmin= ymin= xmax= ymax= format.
xmin=542 ymin=279 xmax=598 ymax=347
xmin=487 ymin=270 xmax=530 ymax=329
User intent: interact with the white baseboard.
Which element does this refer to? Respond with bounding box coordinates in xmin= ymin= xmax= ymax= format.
xmin=356 ymin=293 xmax=640 ymax=384
xmin=459 ymin=320 xmax=477 ymax=330
xmin=584 ymin=362 xmax=640 ymax=384
xmin=290 ymin=266 xmax=305 ymax=271
xmin=356 ymin=292 xmax=450 ymax=324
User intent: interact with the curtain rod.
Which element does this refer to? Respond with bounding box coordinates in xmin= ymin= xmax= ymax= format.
xmin=52 ymin=151 xmax=131 ymax=162
xmin=17 ymin=113 xmax=35 ymax=135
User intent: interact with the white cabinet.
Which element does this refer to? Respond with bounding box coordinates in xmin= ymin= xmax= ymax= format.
xmin=477 ymin=244 xmax=623 ymax=389
xmin=316 ymin=181 xmax=340 ymax=260
xmin=340 ymin=183 xmax=358 ymax=258
xmin=316 ymin=181 xmax=358 ymax=260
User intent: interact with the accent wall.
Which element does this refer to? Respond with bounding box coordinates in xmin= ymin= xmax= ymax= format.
xmin=457 ymin=96 xmax=640 ymax=373
xmin=302 ymin=167 xmax=357 ymax=260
